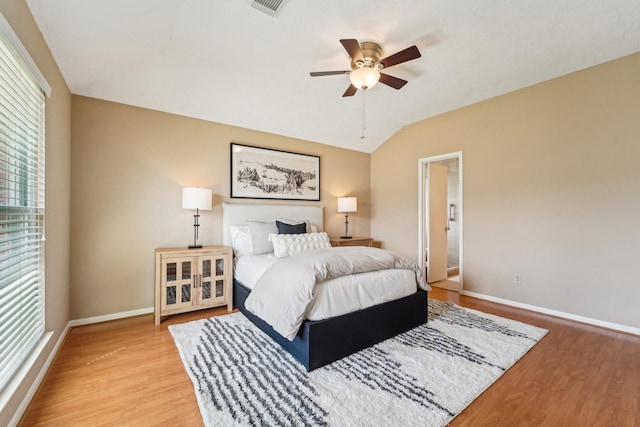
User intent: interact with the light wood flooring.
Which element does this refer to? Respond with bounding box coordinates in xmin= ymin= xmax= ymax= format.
xmin=19 ymin=289 xmax=640 ymax=426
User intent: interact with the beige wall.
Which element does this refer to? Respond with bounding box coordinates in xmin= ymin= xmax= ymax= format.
xmin=372 ymin=52 xmax=640 ymax=329
xmin=70 ymin=96 xmax=370 ymax=319
xmin=0 ymin=2 xmax=71 ymax=426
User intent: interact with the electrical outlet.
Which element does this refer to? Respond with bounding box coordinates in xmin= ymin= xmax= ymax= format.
xmin=514 ymin=273 xmax=522 ymax=285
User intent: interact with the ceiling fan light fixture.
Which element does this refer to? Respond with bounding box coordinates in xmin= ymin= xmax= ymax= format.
xmin=349 ymin=67 xmax=380 ymax=90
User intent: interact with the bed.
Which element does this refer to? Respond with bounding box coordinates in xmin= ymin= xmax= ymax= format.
xmin=222 ymin=202 xmax=428 ymax=371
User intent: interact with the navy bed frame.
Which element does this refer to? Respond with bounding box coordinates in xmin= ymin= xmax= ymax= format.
xmin=234 ymin=279 xmax=428 ymax=371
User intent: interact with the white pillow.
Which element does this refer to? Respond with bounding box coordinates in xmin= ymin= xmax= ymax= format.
xmin=248 ymin=221 xmax=278 ymax=255
xmin=270 ymin=232 xmax=332 ymax=258
xmin=229 ymin=225 xmax=253 ymax=257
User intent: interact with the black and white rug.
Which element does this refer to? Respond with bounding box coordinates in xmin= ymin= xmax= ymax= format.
xmin=169 ymin=300 xmax=547 ymax=426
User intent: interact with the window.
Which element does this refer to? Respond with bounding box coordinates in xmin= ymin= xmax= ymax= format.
xmin=0 ymin=29 xmax=46 ymax=392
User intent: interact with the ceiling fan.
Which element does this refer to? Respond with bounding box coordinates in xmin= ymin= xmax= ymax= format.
xmin=310 ymin=39 xmax=421 ymax=97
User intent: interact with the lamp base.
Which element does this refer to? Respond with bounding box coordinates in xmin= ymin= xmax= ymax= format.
xmin=339 ymin=236 xmax=353 ymax=239
xmin=188 ymin=244 xmax=203 ymax=249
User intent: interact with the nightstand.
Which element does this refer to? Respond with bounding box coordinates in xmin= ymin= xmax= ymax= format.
xmin=329 ymin=237 xmax=374 ymax=247
xmin=154 ymin=245 xmax=233 ymax=325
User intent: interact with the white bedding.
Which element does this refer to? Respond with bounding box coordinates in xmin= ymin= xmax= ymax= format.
xmin=222 ymin=202 xmax=428 ymax=340
xmin=234 ymin=254 xmax=277 ymax=289
xmin=243 ymin=246 xmax=428 ymax=340
xmin=235 ymin=253 xmax=417 ymax=322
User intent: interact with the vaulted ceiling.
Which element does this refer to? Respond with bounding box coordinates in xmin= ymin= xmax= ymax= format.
xmin=27 ymin=0 xmax=640 ymax=153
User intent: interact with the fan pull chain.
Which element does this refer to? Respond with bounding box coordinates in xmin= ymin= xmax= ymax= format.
xmin=361 ymin=91 xmax=366 ymax=139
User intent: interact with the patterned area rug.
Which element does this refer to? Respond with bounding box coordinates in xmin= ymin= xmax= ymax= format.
xmin=169 ymin=300 xmax=547 ymax=426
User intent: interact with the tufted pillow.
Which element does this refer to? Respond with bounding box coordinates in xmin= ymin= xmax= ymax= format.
xmin=270 ymin=232 xmax=332 ymax=258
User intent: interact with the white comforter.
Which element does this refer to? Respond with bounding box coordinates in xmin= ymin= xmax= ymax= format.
xmin=244 ymin=246 xmax=427 ymax=340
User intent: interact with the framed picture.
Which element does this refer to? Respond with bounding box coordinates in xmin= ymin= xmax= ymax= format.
xmin=230 ymin=143 xmax=320 ymax=201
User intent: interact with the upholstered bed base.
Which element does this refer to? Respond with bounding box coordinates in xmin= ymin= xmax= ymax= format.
xmin=233 ymin=279 xmax=428 ymax=371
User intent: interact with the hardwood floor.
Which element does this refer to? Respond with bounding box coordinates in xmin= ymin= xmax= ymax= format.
xmin=19 ymin=290 xmax=640 ymax=426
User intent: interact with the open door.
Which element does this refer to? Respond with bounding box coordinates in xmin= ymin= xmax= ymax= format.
xmin=426 ymin=163 xmax=448 ymax=284
xmin=418 ymin=152 xmax=463 ymax=291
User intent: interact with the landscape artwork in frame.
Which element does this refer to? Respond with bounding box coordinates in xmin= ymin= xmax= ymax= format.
xmin=230 ymin=143 xmax=320 ymax=201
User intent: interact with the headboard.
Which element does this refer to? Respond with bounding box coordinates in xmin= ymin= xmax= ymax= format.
xmin=222 ymin=202 xmax=324 ymax=247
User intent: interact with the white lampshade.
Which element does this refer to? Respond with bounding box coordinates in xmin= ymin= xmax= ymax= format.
xmin=182 ymin=187 xmax=212 ymax=210
xmin=349 ymin=67 xmax=380 ymax=90
xmin=337 ymin=197 xmax=357 ymax=213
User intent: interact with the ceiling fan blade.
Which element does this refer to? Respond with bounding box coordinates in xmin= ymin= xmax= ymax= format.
xmin=310 ymin=71 xmax=350 ymax=77
xmin=342 ymin=84 xmax=358 ymax=97
xmin=340 ymin=39 xmax=363 ymax=62
xmin=379 ymin=73 xmax=408 ymax=90
xmin=379 ymin=45 xmax=421 ymax=69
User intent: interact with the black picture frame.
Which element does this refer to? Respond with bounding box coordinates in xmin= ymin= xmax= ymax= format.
xmin=230 ymin=143 xmax=320 ymax=201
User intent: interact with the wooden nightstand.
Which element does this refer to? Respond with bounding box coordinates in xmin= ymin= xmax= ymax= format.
xmin=329 ymin=237 xmax=374 ymax=247
xmin=154 ymin=245 xmax=233 ymax=325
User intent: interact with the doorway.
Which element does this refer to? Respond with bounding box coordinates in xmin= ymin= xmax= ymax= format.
xmin=418 ymin=152 xmax=463 ymax=291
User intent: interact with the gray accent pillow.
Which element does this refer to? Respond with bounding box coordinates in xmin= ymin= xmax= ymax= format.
xmin=248 ymin=221 xmax=278 ymax=254
xmin=278 ymin=217 xmax=312 ymax=233
xmin=276 ymin=220 xmax=307 ymax=235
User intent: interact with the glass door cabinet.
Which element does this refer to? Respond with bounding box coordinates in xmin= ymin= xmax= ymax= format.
xmin=155 ymin=246 xmax=232 ymax=324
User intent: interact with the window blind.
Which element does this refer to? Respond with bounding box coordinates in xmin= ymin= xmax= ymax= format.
xmin=0 ymin=30 xmax=45 ymax=392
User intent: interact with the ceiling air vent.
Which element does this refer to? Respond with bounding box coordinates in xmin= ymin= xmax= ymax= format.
xmin=250 ymin=0 xmax=290 ymax=17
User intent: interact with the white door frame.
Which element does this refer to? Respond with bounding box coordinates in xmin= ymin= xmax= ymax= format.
xmin=418 ymin=151 xmax=463 ymax=291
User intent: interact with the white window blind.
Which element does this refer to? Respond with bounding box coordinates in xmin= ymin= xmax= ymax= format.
xmin=0 ymin=30 xmax=46 ymax=392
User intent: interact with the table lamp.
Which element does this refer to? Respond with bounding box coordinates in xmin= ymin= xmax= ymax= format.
xmin=182 ymin=187 xmax=212 ymax=249
xmin=337 ymin=196 xmax=357 ymax=239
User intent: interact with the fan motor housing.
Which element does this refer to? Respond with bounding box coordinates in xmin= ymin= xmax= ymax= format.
xmin=351 ymin=42 xmax=383 ymax=70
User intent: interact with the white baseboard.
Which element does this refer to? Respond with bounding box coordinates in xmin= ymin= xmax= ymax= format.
xmin=6 ymin=325 xmax=69 ymax=427
xmin=461 ymin=290 xmax=640 ymax=336
xmin=68 ymin=307 xmax=154 ymax=327
xmin=8 ymin=306 xmax=154 ymax=426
